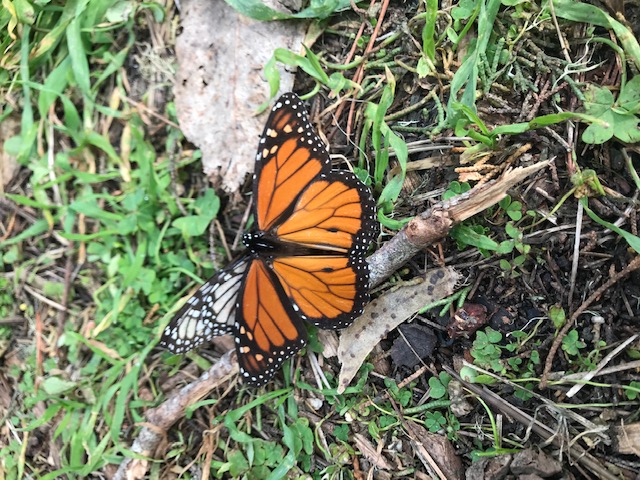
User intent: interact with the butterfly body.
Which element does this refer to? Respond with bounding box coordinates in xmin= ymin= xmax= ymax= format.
xmin=161 ymin=93 xmax=376 ymax=386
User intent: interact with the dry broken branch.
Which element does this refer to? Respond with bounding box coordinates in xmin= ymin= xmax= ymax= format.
xmin=368 ymin=161 xmax=551 ymax=287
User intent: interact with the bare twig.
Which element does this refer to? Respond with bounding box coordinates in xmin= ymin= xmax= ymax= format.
xmin=567 ymin=199 xmax=583 ymax=308
xmin=368 ymin=162 xmax=550 ymax=286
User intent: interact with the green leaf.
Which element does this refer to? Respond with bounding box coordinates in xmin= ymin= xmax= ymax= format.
xmin=612 ymin=112 xmax=640 ymax=143
xmin=618 ymin=75 xmax=640 ymax=112
xmin=562 ymin=330 xmax=585 ymax=355
xmin=262 ymin=56 xmax=281 ymax=109
xmin=0 ymin=218 xmax=50 ymax=248
xmin=11 ymin=0 xmax=35 ymax=25
xmin=377 ymin=211 xmax=411 ymax=230
xmin=504 ymin=222 xmax=520 ymax=239
xmin=173 ymin=215 xmax=213 ymax=237
xmin=428 ymin=376 xmax=447 ymax=399
xmin=512 ymin=255 xmax=526 ymax=267
xmin=42 ymin=377 xmax=77 ymax=395
xmin=194 ymin=189 xmax=221 ymax=217
xmin=69 ymin=196 xmax=121 ymax=222
xmin=581 ymin=109 xmax=615 ymax=144
xmin=451 ymin=224 xmax=499 ymax=250
xmin=274 ymin=48 xmax=329 ymax=85
xmin=38 ymin=57 xmax=72 ymax=117
xmin=485 ymin=328 xmax=502 ymax=343
xmin=584 ymin=85 xmax=614 ymax=115
xmin=422 ymin=0 xmax=438 ymax=61
xmin=105 ymin=0 xmax=135 ymax=22
xmin=416 ymin=56 xmax=431 ymax=78
xmin=452 ymin=0 xmax=478 ymax=21
xmin=496 ymin=240 xmax=515 ymax=255
xmin=447 ymin=0 xmax=501 ymax=119
xmin=223 ymin=0 xmax=350 ymax=21
xmin=549 ymin=305 xmax=566 ymax=329
xmin=85 ymin=131 xmax=120 ymax=161
xmin=624 ymin=381 xmax=640 ymax=400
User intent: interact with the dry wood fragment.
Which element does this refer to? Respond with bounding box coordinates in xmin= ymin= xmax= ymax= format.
xmin=353 ymin=433 xmax=392 ymax=470
xmin=392 ymin=400 xmax=463 ymax=480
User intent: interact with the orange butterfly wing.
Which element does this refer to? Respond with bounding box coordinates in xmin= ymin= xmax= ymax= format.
xmin=235 ymin=259 xmax=307 ymax=386
xmin=270 ymin=254 xmax=369 ymax=329
xmin=254 ymin=96 xmax=327 ymax=232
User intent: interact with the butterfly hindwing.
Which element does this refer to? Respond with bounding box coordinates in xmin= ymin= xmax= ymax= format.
xmin=269 ymin=254 xmax=369 ymax=330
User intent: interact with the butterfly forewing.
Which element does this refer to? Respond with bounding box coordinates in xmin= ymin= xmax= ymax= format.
xmin=254 ymin=93 xmax=331 ymax=232
xmin=236 ymin=258 xmax=307 ymax=386
xmin=160 ymin=258 xmax=247 ymax=353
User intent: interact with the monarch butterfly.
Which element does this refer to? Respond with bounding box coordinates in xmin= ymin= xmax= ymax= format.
xmin=160 ymin=93 xmax=376 ymax=386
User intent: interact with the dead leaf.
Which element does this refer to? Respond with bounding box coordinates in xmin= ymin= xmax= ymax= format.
xmin=390 ymin=324 xmax=436 ymax=368
xmin=0 ymin=114 xmax=21 ymax=191
xmin=316 ymin=330 xmax=339 ymax=358
xmin=337 ymin=267 xmax=459 ymax=393
xmin=447 ymin=302 xmax=488 ymax=339
xmin=404 ymin=420 xmax=463 ymax=480
xmin=613 ymin=422 xmax=640 ymax=455
xmin=174 ymin=0 xmax=306 ymax=192
xmin=447 ymin=379 xmax=474 ymax=418
xmin=465 ymin=455 xmax=512 ymax=480
xmin=510 ymin=449 xmax=562 ymax=477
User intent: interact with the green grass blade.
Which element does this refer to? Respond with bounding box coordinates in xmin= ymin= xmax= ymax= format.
xmin=447 ymin=0 xmax=501 ymax=120
xmin=66 ymin=17 xmax=91 ymax=96
xmin=423 ymin=0 xmax=438 ymax=61
xmin=38 ymin=56 xmax=71 ymax=117
xmin=581 ymin=198 xmax=640 ymax=254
